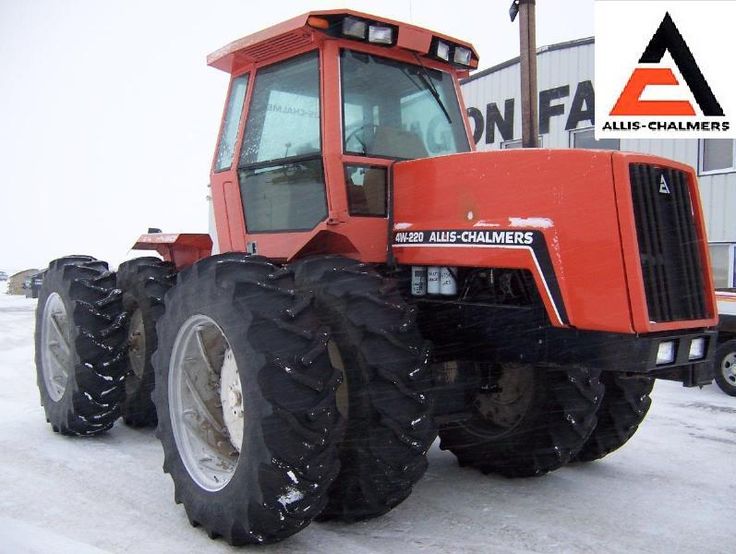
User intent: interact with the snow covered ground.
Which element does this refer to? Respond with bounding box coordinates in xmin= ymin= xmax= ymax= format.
xmin=0 ymin=292 xmax=732 ymax=553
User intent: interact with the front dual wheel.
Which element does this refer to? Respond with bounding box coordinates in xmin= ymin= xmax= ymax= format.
xmin=154 ymin=254 xmax=343 ymax=545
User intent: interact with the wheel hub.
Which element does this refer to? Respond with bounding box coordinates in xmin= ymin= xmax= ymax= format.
xmin=721 ymin=351 xmax=736 ymax=385
xmin=220 ymin=349 xmax=244 ymax=453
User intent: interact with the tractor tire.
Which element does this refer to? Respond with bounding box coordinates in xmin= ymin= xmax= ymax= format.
xmin=293 ymin=256 xmax=435 ymax=521
xmin=714 ymin=339 xmax=736 ymax=396
xmin=117 ymin=257 xmax=174 ymax=427
xmin=34 ymin=256 xmax=127 ymax=436
xmin=152 ymin=253 xmax=342 ymax=545
xmin=573 ymin=373 xmax=654 ymax=462
xmin=439 ymin=363 xmax=603 ymax=477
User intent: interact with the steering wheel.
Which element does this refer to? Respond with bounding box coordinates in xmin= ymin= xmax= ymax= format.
xmin=345 ymin=123 xmax=379 ymax=154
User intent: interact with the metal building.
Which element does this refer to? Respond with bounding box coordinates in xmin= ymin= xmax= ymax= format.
xmin=460 ymin=38 xmax=736 ymax=288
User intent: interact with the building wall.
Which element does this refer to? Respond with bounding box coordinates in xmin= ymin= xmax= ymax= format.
xmin=7 ymin=269 xmax=39 ymax=296
xmin=460 ymin=39 xmax=736 ymax=284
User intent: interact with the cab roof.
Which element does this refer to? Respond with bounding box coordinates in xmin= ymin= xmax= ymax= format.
xmin=207 ymin=9 xmax=478 ymax=74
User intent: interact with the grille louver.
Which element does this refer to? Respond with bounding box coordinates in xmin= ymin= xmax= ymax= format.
xmin=629 ymin=164 xmax=708 ymax=322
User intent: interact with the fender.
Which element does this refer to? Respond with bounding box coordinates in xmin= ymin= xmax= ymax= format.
xmin=132 ymin=233 xmax=212 ymax=271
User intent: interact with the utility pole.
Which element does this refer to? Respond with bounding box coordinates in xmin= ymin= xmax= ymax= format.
xmin=510 ymin=0 xmax=539 ymax=148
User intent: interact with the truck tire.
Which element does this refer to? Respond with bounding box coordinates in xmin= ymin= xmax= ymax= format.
xmin=34 ymin=256 xmax=127 ymax=436
xmin=293 ymin=256 xmax=435 ymax=521
xmin=117 ymin=257 xmax=174 ymax=427
xmin=439 ymin=363 xmax=603 ymax=477
xmin=152 ymin=254 xmax=342 ymax=545
xmin=714 ymin=339 xmax=736 ymax=396
xmin=574 ymin=373 xmax=654 ymax=462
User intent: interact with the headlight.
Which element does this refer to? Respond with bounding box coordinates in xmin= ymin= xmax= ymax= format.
xmin=688 ymin=337 xmax=706 ymax=360
xmin=368 ymin=25 xmax=393 ymax=44
xmin=453 ymin=46 xmax=472 ymax=66
xmin=656 ymin=341 xmax=676 ymax=365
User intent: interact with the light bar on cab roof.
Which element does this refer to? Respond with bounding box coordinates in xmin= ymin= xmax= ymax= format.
xmin=305 ymin=13 xmax=475 ymax=65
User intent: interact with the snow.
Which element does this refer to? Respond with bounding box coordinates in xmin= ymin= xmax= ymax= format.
xmin=0 ymin=292 xmax=732 ymax=553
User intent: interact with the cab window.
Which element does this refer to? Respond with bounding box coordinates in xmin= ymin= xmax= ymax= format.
xmin=238 ymin=52 xmax=327 ymax=232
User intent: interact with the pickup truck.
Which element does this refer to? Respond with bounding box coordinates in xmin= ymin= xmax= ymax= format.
xmin=715 ymin=291 xmax=736 ymax=396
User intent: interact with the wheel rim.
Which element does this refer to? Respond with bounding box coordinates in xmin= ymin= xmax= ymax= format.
xmin=40 ymin=292 xmax=72 ymax=402
xmin=126 ymin=308 xmax=146 ymax=395
xmin=468 ymin=363 xmax=535 ymax=438
xmin=169 ymin=315 xmax=242 ymax=491
xmin=327 ymin=340 xmax=349 ymax=419
xmin=721 ymin=351 xmax=736 ymax=386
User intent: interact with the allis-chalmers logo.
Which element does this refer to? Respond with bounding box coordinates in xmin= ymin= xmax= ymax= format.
xmin=595 ymin=2 xmax=734 ymax=139
xmin=610 ymin=13 xmax=723 ymax=118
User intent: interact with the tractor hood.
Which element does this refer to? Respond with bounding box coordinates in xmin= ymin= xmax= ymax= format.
xmin=391 ymin=149 xmax=716 ymax=334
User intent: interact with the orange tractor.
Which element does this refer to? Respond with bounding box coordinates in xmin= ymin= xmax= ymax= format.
xmin=34 ymin=10 xmax=718 ymax=545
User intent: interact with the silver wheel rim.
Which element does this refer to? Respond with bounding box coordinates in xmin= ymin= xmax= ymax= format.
xmin=721 ymin=351 xmax=736 ymax=386
xmin=126 ymin=308 xmax=146 ymax=395
xmin=169 ymin=315 xmax=242 ymax=491
xmin=40 ymin=292 xmax=72 ymax=402
xmin=327 ymin=341 xmax=349 ymax=419
xmin=470 ymin=363 xmax=535 ymax=437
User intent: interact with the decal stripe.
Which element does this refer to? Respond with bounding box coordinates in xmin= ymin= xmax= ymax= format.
xmin=395 ymin=242 xmax=567 ymax=326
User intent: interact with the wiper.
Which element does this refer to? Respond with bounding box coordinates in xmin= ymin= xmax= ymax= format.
xmin=410 ymin=54 xmax=452 ymax=125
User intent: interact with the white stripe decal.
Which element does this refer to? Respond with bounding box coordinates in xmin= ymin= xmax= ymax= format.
xmin=395 ymin=243 xmax=564 ymax=326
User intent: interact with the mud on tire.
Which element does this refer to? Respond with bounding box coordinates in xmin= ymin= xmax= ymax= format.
xmin=439 ymin=364 xmax=603 ymax=477
xmin=153 ymin=254 xmax=342 ymax=545
xmin=34 ymin=256 xmax=127 ymax=436
xmin=574 ymin=372 xmax=654 ymax=462
xmin=117 ymin=257 xmax=174 ymax=427
xmin=294 ymin=256 xmax=436 ymax=521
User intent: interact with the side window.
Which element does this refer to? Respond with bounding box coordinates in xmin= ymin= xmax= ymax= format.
xmin=240 ymin=53 xmax=321 ymax=165
xmin=345 ymin=165 xmax=387 ymax=217
xmin=214 ymin=74 xmax=249 ymax=172
xmin=238 ymin=52 xmax=327 ymax=232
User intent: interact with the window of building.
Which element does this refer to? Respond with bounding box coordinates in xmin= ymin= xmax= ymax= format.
xmin=570 ymin=127 xmax=620 ymax=150
xmin=214 ymin=73 xmax=249 ymax=172
xmin=709 ymin=243 xmax=736 ymax=288
xmin=501 ymin=137 xmax=542 ymax=149
xmin=699 ymin=139 xmax=736 ymax=175
xmin=238 ymin=52 xmax=327 ymax=232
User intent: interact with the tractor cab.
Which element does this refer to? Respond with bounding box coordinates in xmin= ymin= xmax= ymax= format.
xmin=206 ymin=10 xmax=477 ymax=261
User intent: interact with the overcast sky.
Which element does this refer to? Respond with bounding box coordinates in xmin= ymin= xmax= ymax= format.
xmin=0 ymin=0 xmax=594 ymax=274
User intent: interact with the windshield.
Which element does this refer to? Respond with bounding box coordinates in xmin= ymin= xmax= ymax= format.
xmin=340 ymin=50 xmax=470 ymax=160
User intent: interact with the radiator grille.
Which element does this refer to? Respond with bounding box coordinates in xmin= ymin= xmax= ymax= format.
xmin=629 ymin=164 xmax=708 ymax=322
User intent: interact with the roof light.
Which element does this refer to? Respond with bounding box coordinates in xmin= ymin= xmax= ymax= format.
xmin=342 ymin=16 xmax=367 ymax=39
xmin=368 ymin=25 xmax=394 ymax=45
xmin=307 ymin=16 xmax=330 ymax=30
xmin=453 ymin=46 xmax=472 ymax=66
xmin=436 ymin=41 xmax=450 ymax=61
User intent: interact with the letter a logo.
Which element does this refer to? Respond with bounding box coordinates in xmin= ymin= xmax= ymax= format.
xmin=610 ymin=13 xmax=724 ymax=117
xmin=659 ymin=175 xmax=671 ymax=194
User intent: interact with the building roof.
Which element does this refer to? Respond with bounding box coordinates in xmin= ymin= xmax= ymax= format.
xmin=462 ymin=36 xmax=594 ymax=85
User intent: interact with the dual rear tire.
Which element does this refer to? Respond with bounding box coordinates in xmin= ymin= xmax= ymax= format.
xmin=35 ymin=256 xmax=128 ymax=436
